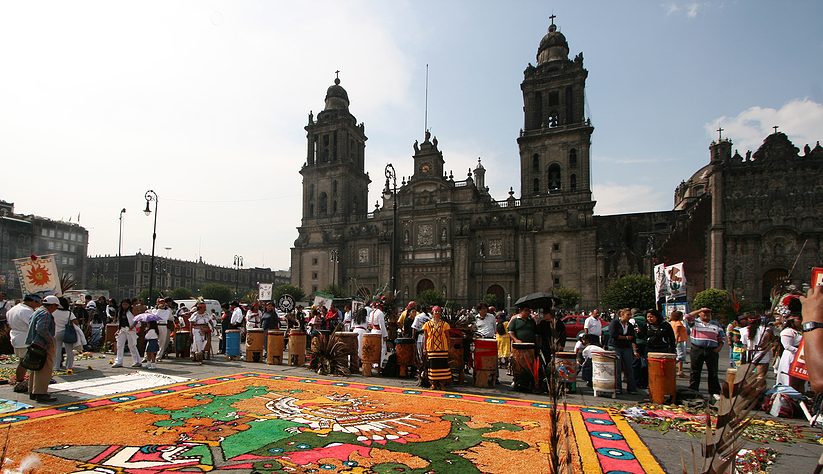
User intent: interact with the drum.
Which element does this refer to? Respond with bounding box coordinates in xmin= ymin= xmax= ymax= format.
xmin=448 ymin=336 xmax=465 ymax=384
xmin=394 ymin=337 xmax=415 ymax=378
xmin=225 ymin=329 xmax=241 ymax=358
xmin=246 ymin=328 xmax=265 ymax=362
xmin=592 ymin=351 xmax=618 ymax=398
xmin=174 ymin=330 xmax=191 ymax=359
xmin=361 ymin=333 xmax=383 ymax=377
xmin=726 ymin=368 xmax=738 ymax=398
xmin=647 ymin=352 xmax=677 ymax=404
xmin=336 ymin=332 xmax=360 ymax=374
xmin=105 ymin=323 xmax=119 ymax=352
xmin=266 ymin=331 xmax=285 ymax=365
xmin=554 ymin=351 xmax=578 ymax=385
xmin=473 ymin=338 xmax=498 ymax=388
xmin=511 ymin=343 xmax=537 ymax=390
xmin=288 ymin=330 xmax=306 ymax=366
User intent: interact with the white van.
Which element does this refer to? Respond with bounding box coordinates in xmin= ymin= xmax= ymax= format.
xmin=174 ymin=299 xmax=223 ymax=317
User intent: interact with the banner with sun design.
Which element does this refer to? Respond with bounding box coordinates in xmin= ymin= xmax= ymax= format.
xmin=0 ymin=372 xmax=665 ymax=473
xmin=13 ymin=254 xmax=62 ymax=295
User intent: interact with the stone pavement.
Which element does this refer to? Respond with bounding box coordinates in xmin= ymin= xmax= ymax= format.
xmin=4 ymin=340 xmax=820 ymax=473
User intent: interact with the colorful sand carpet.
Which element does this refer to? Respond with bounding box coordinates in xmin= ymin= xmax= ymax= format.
xmin=1 ymin=372 xmax=664 ymax=473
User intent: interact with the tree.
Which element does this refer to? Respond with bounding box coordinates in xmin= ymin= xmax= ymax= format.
xmin=170 ymin=287 xmax=193 ymax=300
xmin=416 ymin=289 xmax=446 ymax=307
xmin=322 ymin=284 xmax=347 ymax=298
xmin=553 ymin=287 xmax=582 ymax=309
xmin=273 ymin=284 xmax=306 ymax=304
xmin=692 ymin=288 xmax=731 ymax=321
xmin=200 ymin=284 xmax=233 ymax=304
xmin=483 ymin=293 xmax=502 ymax=308
xmin=602 ymin=274 xmax=655 ymax=310
xmin=137 ymin=288 xmax=162 ymax=304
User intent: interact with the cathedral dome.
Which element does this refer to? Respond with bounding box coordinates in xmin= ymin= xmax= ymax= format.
xmin=324 ymin=77 xmax=350 ymax=111
xmin=537 ymin=23 xmax=569 ymax=65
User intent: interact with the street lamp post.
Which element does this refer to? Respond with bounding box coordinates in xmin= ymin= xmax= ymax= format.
xmin=233 ymin=255 xmax=244 ymax=298
xmin=117 ymin=208 xmax=125 ymax=300
xmin=329 ymin=249 xmax=339 ymax=288
xmin=143 ymin=190 xmax=158 ymax=306
xmin=382 ymin=164 xmax=398 ymax=298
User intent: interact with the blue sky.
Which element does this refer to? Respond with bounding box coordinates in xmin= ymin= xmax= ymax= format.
xmin=1 ymin=1 xmax=821 ymax=272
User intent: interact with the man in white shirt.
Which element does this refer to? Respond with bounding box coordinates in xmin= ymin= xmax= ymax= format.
xmin=230 ymin=301 xmax=245 ymax=327
xmin=584 ymin=309 xmax=603 ymax=346
xmin=7 ymin=294 xmax=41 ymax=392
xmin=474 ymin=303 xmax=496 ymax=339
xmin=151 ymin=298 xmax=173 ymax=360
xmin=369 ymin=300 xmax=388 ymax=365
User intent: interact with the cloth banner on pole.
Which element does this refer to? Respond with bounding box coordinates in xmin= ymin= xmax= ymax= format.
xmin=666 ymin=262 xmax=687 ymax=298
xmin=13 ymin=254 xmax=62 ymax=295
xmin=258 ymin=283 xmax=273 ymax=301
xmin=653 ymin=263 xmax=667 ymax=301
xmin=313 ymin=292 xmax=333 ymax=309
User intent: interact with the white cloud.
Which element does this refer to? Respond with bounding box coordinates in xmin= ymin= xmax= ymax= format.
xmin=593 ymin=183 xmax=669 ymax=215
xmin=705 ymin=98 xmax=823 ymax=154
xmin=662 ymin=2 xmax=701 ymax=18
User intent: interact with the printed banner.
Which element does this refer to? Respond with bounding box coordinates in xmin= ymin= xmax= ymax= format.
xmin=788 ymin=339 xmax=808 ymax=381
xmin=313 ymin=291 xmax=334 ymax=309
xmin=812 ymin=267 xmax=823 ymax=288
xmin=258 ymin=283 xmax=273 ymax=301
xmin=13 ymin=254 xmax=62 ymax=295
xmin=666 ymin=262 xmax=687 ymax=298
xmin=653 ymin=263 xmax=667 ymax=301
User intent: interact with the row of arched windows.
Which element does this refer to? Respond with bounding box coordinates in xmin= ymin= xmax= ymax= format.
xmin=307 ymin=181 xmax=342 ymax=217
xmin=532 ymin=171 xmax=578 ymax=195
xmin=532 ymin=149 xmax=578 ymax=171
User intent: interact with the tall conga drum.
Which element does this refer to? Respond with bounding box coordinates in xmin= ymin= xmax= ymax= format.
xmin=394 ymin=338 xmax=415 ymax=378
xmin=245 ymin=328 xmax=265 ymax=362
xmin=511 ymin=342 xmax=537 ymax=391
xmin=225 ymin=329 xmax=241 ymax=359
xmin=288 ymin=330 xmax=306 ymax=366
xmin=647 ymin=352 xmax=677 ymax=404
xmin=266 ymin=331 xmax=285 ymax=365
xmin=554 ymin=351 xmax=579 ymax=392
xmin=726 ymin=367 xmax=737 ymax=398
xmin=175 ymin=330 xmax=192 ymax=359
xmin=448 ymin=336 xmax=465 ymax=384
xmin=105 ymin=323 xmax=119 ymax=352
xmin=361 ymin=333 xmax=382 ymax=377
xmin=337 ymin=332 xmax=360 ymax=374
xmin=592 ymin=351 xmax=618 ymax=398
xmin=473 ymin=338 xmax=498 ymax=388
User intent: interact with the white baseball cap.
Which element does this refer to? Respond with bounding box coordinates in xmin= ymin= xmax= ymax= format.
xmin=42 ymin=295 xmax=60 ymax=305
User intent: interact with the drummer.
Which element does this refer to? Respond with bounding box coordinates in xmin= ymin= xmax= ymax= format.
xmin=475 ymin=303 xmax=496 ymax=339
xmin=508 ymin=306 xmax=537 ymax=345
xmin=189 ymin=301 xmax=213 ymax=365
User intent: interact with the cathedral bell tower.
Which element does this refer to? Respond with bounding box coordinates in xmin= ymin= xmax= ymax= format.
xmin=300 ymin=74 xmax=370 ymax=222
xmin=517 ymin=17 xmax=594 ymax=202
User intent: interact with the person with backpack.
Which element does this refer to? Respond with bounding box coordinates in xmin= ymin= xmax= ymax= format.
xmin=52 ymin=297 xmax=80 ymax=371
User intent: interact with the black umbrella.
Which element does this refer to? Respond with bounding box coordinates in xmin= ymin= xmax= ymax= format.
xmin=513 ymin=292 xmax=561 ymax=311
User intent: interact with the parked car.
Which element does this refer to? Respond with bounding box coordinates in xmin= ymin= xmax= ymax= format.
xmin=561 ymin=314 xmax=587 ymax=339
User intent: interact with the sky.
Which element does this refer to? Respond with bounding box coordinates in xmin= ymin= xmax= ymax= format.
xmin=1 ymin=1 xmax=821 ymax=273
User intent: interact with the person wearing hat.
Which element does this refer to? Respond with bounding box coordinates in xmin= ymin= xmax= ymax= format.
xmin=26 ymin=295 xmax=60 ymax=402
xmin=6 ymin=294 xmax=41 ymax=393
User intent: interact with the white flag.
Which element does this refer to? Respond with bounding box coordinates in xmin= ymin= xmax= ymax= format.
xmin=258 ymin=283 xmax=273 ymax=301
xmin=666 ymin=263 xmax=687 ymax=298
xmin=14 ymin=254 xmax=62 ymax=295
xmin=654 ymin=263 xmax=667 ymax=301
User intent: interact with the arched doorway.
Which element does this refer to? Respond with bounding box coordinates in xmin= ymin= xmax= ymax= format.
xmin=762 ymin=269 xmax=788 ymax=304
xmin=416 ymin=279 xmax=435 ymax=295
xmin=486 ymin=284 xmax=505 ymax=308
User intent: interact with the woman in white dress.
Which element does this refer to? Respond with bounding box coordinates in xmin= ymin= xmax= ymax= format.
xmin=368 ymin=301 xmax=388 ymax=365
xmin=739 ymin=315 xmax=771 ymax=377
xmin=350 ymin=308 xmax=369 ymax=358
xmin=776 ymin=314 xmax=802 ymax=387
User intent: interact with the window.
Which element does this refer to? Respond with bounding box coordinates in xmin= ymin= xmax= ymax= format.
xmin=41 ymin=228 xmax=48 ymax=237
xmin=553 ymin=277 xmax=561 ymax=287
xmin=48 ymin=229 xmax=55 ymax=238
xmin=319 ymin=192 xmax=328 ymax=214
xmin=570 ymin=174 xmax=577 ymax=191
xmin=312 ymin=257 xmax=318 ymax=265
xmin=185 ymin=267 xmax=192 ymax=276
xmin=312 ymin=272 xmax=318 ymax=280
xmin=548 ymin=164 xmax=561 ymax=191
xmin=532 ymin=154 xmax=540 ymax=172
xmin=143 ymin=262 xmax=150 ymax=272
xmin=69 ymin=245 xmax=75 ymax=252
xmin=57 ymin=231 xmax=63 ymax=239
xmin=312 ymin=285 xmax=318 ymax=293
xmin=533 ymin=178 xmax=540 ymax=195
xmin=47 ymin=241 xmax=54 ymax=250
xmin=552 ymin=243 xmax=560 ymax=251
xmin=569 ymin=149 xmax=577 ymax=168
xmin=68 ymin=257 xmax=75 ymax=265
xmin=548 ymin=91 xmax=559 ymax=106
xmin=61 ymin=256 xmax=68 ymax=265
xmin=553 ymin=260 xmax=560 ymax=269
xmin=62 ymin=242 xmax=69 ymax=251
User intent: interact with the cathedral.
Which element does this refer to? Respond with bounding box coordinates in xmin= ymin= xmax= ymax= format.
xmin=290 ymin=19 xmax=823 ymax=309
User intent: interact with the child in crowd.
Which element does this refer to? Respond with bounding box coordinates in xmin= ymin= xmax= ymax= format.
xmin=144 ymin=320 xmax=160 ymax=370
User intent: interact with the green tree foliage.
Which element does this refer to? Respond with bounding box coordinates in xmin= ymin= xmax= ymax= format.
xmin=602 ymin=275 xmax=655 ymax=310
xmin=416 ymin=289 xmax=446 ymax=307
xmin=170 ymin=287 xmax=193 ymax=300
xmin=553 ymin=287 xmax=582 ymax=309
xmin=483 ymin=293 xmax=502 ymax=308
xmin=273 ymin=284 xmax=306 ymax=304
xmin=692 ymin=288 xmax=730 ymax=320
xmin=200 ymin=284 xmax=233 ymax=304
xmin=137 ymin=288 xmax=162 ymax=304
xmin=322 ymin=284 xmax=347 ymax=298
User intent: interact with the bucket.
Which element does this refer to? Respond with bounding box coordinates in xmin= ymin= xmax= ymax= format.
xmin=174 ymin=330 xmax=191 ymax=358
xmin=266 ymin=331 xmax=284 ymax=365
xmin=592 ymin=351 xmax=617 ymax=396
xmin=648 ymin=352 xmax=677 ymax=403
xmin=288 ymin=330 xmax=306 ymax=366
xmin=554 ymin=351 xmax=578 ymax=383
xmin=225 ymin=329 xmax=241 ymax=357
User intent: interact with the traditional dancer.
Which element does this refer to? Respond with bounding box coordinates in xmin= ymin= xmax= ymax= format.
xmin=368 ymin=300 xmax=388 ymax=366
xmin=422 ymin=306 xmax=451 ymax=390
xmin=113 ymin=299 xmax=141 ymax=368
xmin=189 ymin=301 xmax=213 ymax=365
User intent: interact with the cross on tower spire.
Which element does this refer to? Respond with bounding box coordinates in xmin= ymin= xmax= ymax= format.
xmin=772 ymin=125 xmax=779 ymax=134
xmin=549 ymin=14 xmax=556 ymax=25
xmin=717 ymin=127 xmax=724 ymax=140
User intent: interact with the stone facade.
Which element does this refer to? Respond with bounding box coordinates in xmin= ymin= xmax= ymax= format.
xmin=290 ymin=19 xmax=823 ymax=309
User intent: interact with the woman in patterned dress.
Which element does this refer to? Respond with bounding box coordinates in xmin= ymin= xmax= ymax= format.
xmin=422 ymin=306 xmax=451 ymax=390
